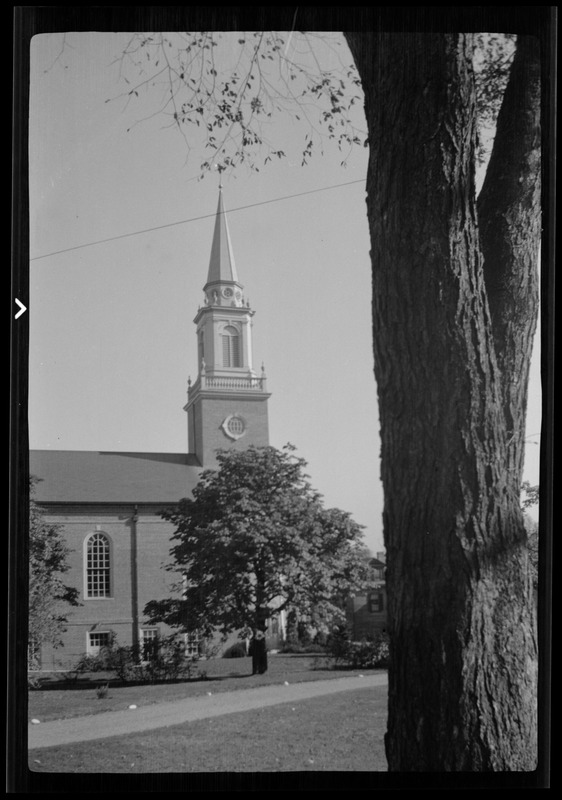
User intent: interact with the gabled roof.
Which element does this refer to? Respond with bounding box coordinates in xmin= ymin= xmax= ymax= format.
xmin=29 ymin=450 xmax=202 ymax=505
xmin=205 ymin=189 xmax=239 ymax=286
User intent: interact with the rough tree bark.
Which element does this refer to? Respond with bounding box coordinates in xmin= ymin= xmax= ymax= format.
xmin=345 ymin=33 xmax=540 ymax=771
xmin=478 ymin=35 xmax=541 ymax=488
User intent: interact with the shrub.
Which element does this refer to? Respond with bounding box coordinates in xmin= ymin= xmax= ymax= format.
xmin=347 ymin=637 xmax=390 ymax=669
xmin=326 ymin=624 xmax=353 ymax=663
xmin=74 ymin=631 xmax=118 ymax=674
xmin=327 ymin=627 xmax=390 ymax=669
xmin=106 ymin=645 xmax=139 ymax=683
xmin=222 ymin=641 xmax=248 ymax=658
xmin=199 ymin=638 xmax=222 ymax=660
xmin=73 ymin=635 xmax=205 ymax=684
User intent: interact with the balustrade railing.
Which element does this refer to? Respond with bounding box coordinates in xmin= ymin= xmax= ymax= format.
xmin=189 ymin=374 xmax=267 ymax=393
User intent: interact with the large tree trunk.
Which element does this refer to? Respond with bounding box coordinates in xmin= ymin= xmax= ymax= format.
xmin=251 ymin=634 xmax=268 ymax=675
xmin=345 ymin=32 xmax=539 ymax=770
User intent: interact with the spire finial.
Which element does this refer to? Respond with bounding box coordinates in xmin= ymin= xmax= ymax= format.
xmin=214 ymin=163 xmax=224 ymax=191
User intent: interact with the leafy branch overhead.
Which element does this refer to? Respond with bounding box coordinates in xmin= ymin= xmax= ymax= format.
xmin=105 ymin=31 xmax=516 ymax=177
xmin=144 ymin=445 xmax=371 ymax=639
xmin=107 ymin=31 xmax=366 ymax=176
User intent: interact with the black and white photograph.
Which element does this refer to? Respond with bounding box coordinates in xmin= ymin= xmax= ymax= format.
xmin=10 ymin=6 xmax=553 ymax=791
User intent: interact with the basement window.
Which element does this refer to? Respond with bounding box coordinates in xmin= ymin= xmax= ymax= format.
xmin=87 ymin=631 xmax=111 ymax=656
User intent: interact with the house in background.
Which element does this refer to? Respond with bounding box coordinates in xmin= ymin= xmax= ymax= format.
xmin=346 ymin=552 xmax=387 ymax=640
xmin=29 ymin=191 xmax=280 ymax=670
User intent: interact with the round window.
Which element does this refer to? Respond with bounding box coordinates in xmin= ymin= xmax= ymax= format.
xmin=221 ymin=414 xmax=247 ymax=440
xmin=227 ymin=416 xmax=245 ymax=436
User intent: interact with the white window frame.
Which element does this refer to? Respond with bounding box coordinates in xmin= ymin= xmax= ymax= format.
xmin=140 ymin=627 xmax=160 ymax=662
xmin=184 ymin=631 xmax=201 ymax=658
xmin=221 ymin=325 xmax=241 ymax=368
xmin=84 ymin=531 xmax=112 ymax=599
xmin=87 ymin=631 xmax=112 ymax=656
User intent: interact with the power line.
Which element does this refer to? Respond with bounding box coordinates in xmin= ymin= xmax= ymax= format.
xmin=30 ymin=178 xmax=366 ymax=262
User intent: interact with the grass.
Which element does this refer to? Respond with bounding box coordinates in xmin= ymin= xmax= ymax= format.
xmin=29 ymin=686 xmax=388 ymax=773
xmin=28 ymin=653 xmax=384 ymax=723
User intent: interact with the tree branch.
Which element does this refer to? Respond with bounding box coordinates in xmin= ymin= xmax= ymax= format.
xmin=477 ymin=35 xmax=541 ymax=485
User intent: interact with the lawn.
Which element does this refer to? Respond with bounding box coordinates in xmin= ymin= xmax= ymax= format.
xmin=29 ymin=685 xmax=388 ymax=773
xmin=28 ymin=653 xmax=384 ymax=723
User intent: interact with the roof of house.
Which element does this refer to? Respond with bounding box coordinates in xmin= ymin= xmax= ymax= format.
xmin=29 ymin=450 xmax=202 ymax=505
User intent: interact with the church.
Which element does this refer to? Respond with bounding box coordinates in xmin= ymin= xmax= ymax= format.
xmin=29 ymin=190 xmax=277 ymax=670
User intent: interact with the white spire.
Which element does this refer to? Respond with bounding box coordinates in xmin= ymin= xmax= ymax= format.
xmin=205 ymin=189 xmax=239 ymax=287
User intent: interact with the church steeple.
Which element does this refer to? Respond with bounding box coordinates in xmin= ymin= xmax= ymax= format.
xmin=205 ymin=189 xmax=240 ymax=290
xmin=201 ymin=191 xmax=246 ymax=311
xmin=184 ymin=189 xmax=271 ymax=467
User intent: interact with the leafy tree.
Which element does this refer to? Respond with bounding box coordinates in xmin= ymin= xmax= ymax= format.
xmin=521 ymin=480 xmax=540 ymax=511
xmin=144 ymin=445 xmax=370 ymax=675
xmin=522 ymin=482 xmax=540 ymax=590
xmin=28 ymin=480 xmax=80 ymax=664
xmin=101 ymin=19 xmax=545 ymax=770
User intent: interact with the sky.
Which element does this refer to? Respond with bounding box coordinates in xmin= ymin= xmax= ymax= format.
xmin=27 ymin=31 xmax=542 ymax=555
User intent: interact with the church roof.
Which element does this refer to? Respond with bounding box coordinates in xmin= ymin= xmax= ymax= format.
xmin=205 ymin=189 xmax=239 ymax=286
xmin=29 ymin=450 xmax=202 ymax=505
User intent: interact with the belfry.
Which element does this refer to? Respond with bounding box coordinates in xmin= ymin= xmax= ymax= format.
xmin=185 ymin=189 xmax=271 ymax=466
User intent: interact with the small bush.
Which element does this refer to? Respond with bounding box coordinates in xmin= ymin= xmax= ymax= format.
xmin=199 ymin=638 xmax=222 ymax=661
xmin=73 ymin=635 xmax=205 ymax=684
xmin=222 ymin=641 xmax=248 ymax=658
xmin=326 ymin=625 xmax=352 ymax=663
xmin=95 ymin=683 xmax=109 ymax=699
xmin=348 ymin=637 xmax=390 ymax=669
xmin=326 ymin=627 xmax=390 ymax=669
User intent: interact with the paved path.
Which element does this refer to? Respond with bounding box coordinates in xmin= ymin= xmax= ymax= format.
xmin=28 ymin=673 xmax=387 ymax=750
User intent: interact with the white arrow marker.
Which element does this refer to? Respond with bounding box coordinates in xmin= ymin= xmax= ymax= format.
xmin=15 ymin=298 xmax=27 ymax=319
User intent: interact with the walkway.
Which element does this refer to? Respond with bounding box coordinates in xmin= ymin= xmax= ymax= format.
xmin=28 ymin=673 xmax=387 ymax=750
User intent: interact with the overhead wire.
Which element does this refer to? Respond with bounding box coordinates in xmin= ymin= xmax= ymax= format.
xmin=30 ymin=178 xmax=366 ymax=262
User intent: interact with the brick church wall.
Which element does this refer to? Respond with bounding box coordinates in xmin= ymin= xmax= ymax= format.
xmin=191 ymin=393 xmax=270 ymax=467
xmin=37 ymin=506 xmax=180 ymax=670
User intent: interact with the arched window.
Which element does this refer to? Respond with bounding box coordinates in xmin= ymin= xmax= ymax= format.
xmin=221 ymin=325 xmax=241 ymax=367
xmin=198 ymin=331 xmax=204 ymax=367
xmin=85 ymin=532 xmax=111 ymax=598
